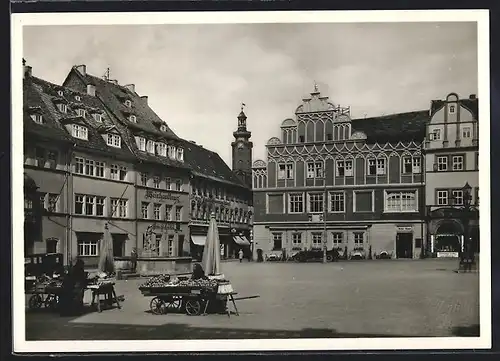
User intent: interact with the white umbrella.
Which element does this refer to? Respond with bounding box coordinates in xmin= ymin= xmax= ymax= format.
xmin=201 ymin=212 xmax=221 ymax=276
xmin=98 ymin=223 xmax=115 ymax=274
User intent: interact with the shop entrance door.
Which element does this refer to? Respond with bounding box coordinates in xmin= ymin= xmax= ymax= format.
xmin=396 ymin=233 xmax=413 ymax=259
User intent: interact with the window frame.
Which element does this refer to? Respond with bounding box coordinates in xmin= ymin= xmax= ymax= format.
xmin=307 ymin=193 xmax=324 ymax=214
xmin=437 ymin=156 xmax=448 ymax=171
xmin=78 ymin=240 xmax=99 ymax=257
xmin=329 ymin=191 xmax=345 ymax=213
xmin=288 ymin=193 xmax=304 ymax=214
xmin=106 ymin=133 xmax=122 ymax=148
xmin=452 ymin=155 xmax=464 ymax=171
xmin=384 ymin=190 xmax=418 ymax=213
xmin=332 ymin=232 xmax=343 ymax=246
xmin=71 ymin=124 xmax=88 ymax=140
xmin=437 ymin=190 xmax=449 ymax=206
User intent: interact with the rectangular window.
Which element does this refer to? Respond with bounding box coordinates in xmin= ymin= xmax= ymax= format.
xmin=84 ymin=159 xmax=94 ymax=176
xmin=354 ymin=232 xmax=364 ymax=246
xmin=85 ymin=195 xmax=95 ymax=216
xmin=107 ymin=134 xmax=121 ymax=148
xmin=437 ymin=190 xmax=448 ymax=206
xmin=306 ymin=162 xmax=315 ymax=178
xmin=78 ymin=240 xmax=98 ymax=256
xmin=77 ymin=108 xmax=86 ymax=117
xmin=452 ymin=190 xmax=464 ymax=206
xmin=165 ymin=205 xmax=172 ymax=221
xmin=75 ymin=157 xmax=85 ymax=174
xmin=177 ymin=148 xmax=184 ymax=162
xmin=289 ymin=193 xmax=304 ymax=213
xmin=430 ymin=128 xmax=441 ymax=141
xmin=286 ymin=164 xmax=293 ymax=179
xmin=110 ymin=198 xmax=128 ymax=218
xmin=71 ymin=124 xmax=88 ymax=140
xmin=412 ymin=157 xmax=421 ymax=173
xmin=93 ymin=113 xmax=103 ymax=122
xmin=175 ymin=206 xmax=182 ymax=221
xmin=96 ymin=196 xmax=105 ymax=216
xmin=157 ymin=143 xmax=167 ymax=157
xmin=31 ymin=114 xmax=43 ymax=124
xmin=146 ymin=140 xmax=155 ymax=154
xmin=367 ymin=159 xmax=376 ymax=175
xmin=267 ymin=194 xmax=284 ymax=214
xmin=462 ymin=126 xmax=472 ymax=138
xmin=308 ymin=193 xmax=324 ymax=213
xmin=140 ymin=172 xmax=148 ymax=186
xmin=136 ymin=136 xmax=146 ymax=151
xmin=345 ymin=160 xmax=353 ymax=177
xmin=437 ymin=156 xmax=448 ymax=171
xmin=330 ymin=192 xmax=345 ymax=212
xmin=46 ymin=150 xmax=57 ymax=168
xmin=167 ymin=235 xmax=175 ymax=256
xmin=272 ymin=233 xmax=283 ymax=251
xmin=47 ymin=194 xmax=59 ymax=213
xmin=292 ymin=233 xmax=302 ymax=246
xmin=75 ymin=195 xmax=84 ymax=215
xmin=119 ymin=166 xmax=127 ymax=181
xmin=315 ymin=162 xmax=324 ymax=178
xmin=141 ymin=202 xmax=149 ymax=219
xmin=153 ymin=203 xmax=161 ymax=220
xmin=153 ymin=176 xmax=160 ymax=189
xmin=95 ymin=161 xmax=105 ymax=178
xmin=403 ymin=157 xmax=412 ymax=174
xmin=312 ymin=233 xmax=322 ymax=249
xmin=376 ymin=158 xmax=386 ymax=175
xmin=165 ymin=177 xmax=172 ymax=190
xmin=278 ymin=164 xmax=286 ymax=180
xmin=175 ymin=180 xmax=182 ymax=191
xmin=452 ymin=155 xmax=464 ymax=171
xmin=57 ymin=103 xmax=67 ymax=113
xmin=110 ymin=164 xmax=119 ymax=180
xmin=385 ymin=191 xmax=418 ymax=212
xmin=332 ymin=232 xmax=343 ymax=246
xmin=336 ymin=160 xmax=345 ymax=177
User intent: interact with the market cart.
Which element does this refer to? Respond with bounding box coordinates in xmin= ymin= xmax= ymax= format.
xmin=139 ymin=276 xmax=239 ymax=317
xmin=25 ymin=277 xmax=63 ymax=310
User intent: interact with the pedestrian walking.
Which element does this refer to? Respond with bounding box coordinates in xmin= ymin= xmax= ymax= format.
xmin=131 ymin=247 xmax=138 ymax=273
xmin=238 ymin=249 xmax=244 ymax=263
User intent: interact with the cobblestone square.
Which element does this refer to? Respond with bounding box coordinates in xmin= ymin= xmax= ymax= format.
xmin=25 ymin=259 xmax=480 ymax=340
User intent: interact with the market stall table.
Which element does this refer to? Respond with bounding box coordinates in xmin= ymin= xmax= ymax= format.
xmin=88 ymin=281 xmax=121 ymax=313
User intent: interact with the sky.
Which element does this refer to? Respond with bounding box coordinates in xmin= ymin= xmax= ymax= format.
xmin=23 ymin=22 xmax=478 ymax=166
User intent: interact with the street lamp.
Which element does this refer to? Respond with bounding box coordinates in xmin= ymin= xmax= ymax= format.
xmin=461 ymin=182 xmax=473 ymax=255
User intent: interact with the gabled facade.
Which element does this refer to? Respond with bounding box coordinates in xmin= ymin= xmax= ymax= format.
xmin=63 ymin=65 xmax=191 ymax=261
xmin=424 ymin=93 xmax=479 ymax=257
xmin=252 ymin=86 xmax=428 ymax=260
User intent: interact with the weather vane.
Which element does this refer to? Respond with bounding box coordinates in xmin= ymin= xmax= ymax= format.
xmin=314 ymin=81 xmax=319 ymax=92
xmin=241 ymin=102 xmax=246 ymax=112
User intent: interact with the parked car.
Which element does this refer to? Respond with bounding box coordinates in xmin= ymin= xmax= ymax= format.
xmin=349 ymin=248 xmax=366 ymax=260
xmin=376 ymin=251 xmax=392 ymax=259
xmin=291 ymin=248 xmax=339 ymax=262
xmin=265 ymin=253 xmax=281 ymax=262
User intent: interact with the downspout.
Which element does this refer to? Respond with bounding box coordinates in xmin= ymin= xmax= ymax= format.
xmin=66 ymin=142 xmax=76 ymax=266
xmin=420 ymin=140 xmax=426 ymax=259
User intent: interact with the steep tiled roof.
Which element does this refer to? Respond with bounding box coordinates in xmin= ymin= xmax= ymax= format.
xmin=179 ymin=139 xmax=247 ymax=188
xmin=29 ymin=76 xmax=135 ymax=160
xmin=23 ymin=78 xmax=72 ymax=144
xmin=352 ymin=110 xmax=429 ymax=143
xmin=65 ymin=68 xmax=188 ymax=169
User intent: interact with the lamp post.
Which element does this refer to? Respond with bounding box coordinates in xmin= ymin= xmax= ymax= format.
xmin=461 ymin=182 xmax=473 ymax=258
xmin=322 ymin=175 xmax=328 ymax=264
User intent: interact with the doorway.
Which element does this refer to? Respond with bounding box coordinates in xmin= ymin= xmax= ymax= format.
xmin=177 ymin=235 xmax=185 ymax=257
xmin=396 ymin=233 xmax=413 ymax=259
xmin=112 ymin=234 xmax=126 ymax=257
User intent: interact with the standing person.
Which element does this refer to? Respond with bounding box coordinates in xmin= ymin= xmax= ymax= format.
xmin=238 ymin=249 xmax=244 ymax=263
xmin=72 ymin=258 xmax=87 ymax=314
xmin=130 ymin=247 xmax=138 ymax=273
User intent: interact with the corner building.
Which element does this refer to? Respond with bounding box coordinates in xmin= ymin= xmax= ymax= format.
xmin=252 ymin=87 xmax=428 ymax=259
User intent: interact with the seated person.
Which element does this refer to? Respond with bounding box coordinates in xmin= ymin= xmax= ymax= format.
xmin=191 ymin=263 xmax=208 ymax=280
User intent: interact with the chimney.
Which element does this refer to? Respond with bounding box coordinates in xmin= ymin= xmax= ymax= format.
xmin=469 ymin=94 xmax=477 ymax=100
xmin=124 ymin=84 xmax=135 ymax=93
xmin=75 ymin=64 xmax=86 ymax=76
xmin=140 ymin=95 xmax=148 ymax=104
xmin=87 ymin=84 xmax=96 ymax=96
xmin=23 ymin=65 xmax=32 ymax=79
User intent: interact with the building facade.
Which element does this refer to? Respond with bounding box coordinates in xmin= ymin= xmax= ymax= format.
xmin=424 ymin=93 xmax=479 ymax=258
xmin=252 ymin=86 xmax=428 ymax=260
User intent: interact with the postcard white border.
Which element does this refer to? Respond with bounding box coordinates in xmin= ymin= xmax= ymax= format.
xmin=11 ymin=10 xmax=491 ymax=353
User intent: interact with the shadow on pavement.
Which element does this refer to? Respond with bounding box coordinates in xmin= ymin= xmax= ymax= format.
xmin=450 ymin=324 xmax=480 ymax=337
xmin=26 ymin=319 xmax=420 ymax=340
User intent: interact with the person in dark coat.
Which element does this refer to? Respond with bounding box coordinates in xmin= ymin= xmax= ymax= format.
xmin=131 ymin=248 xmax=138 ymax=273
xmin=72 ymin=258 xmax=87 ymax=312
xmin=192 ymin=263 xmax=208 ymax=280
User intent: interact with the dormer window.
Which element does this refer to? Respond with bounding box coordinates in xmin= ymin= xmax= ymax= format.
xmin=75 ymin=95 xmax=81 ymax=102
xmin=106 ymin=134 xmax=121 ymax=148
xmin=168 ymin=145 xmax=176 ymax=160
xmin=57 ymin=90 xmax=64 ymax=97
xmin=176 ymin=148 xmax=184 ymax=162
xmin=57 ymin=103 xmax=67 ymax=113
xmin=30 ymin=114 xmax=43 ymax=124
xmin=71 ymin=124 xmax=88 ymax=140
xmin=93 ymin=113 xmax=103 ymax=122
xmin=156 ymin=142 xmax=167 ymax=157
xmin=146 ymin=140 xmax=155 ymax=154
xmin=76 ymin=108 xmax=86 ymax=117
xmin=160 ymin=124 xmax=167 ymax=132
xmin=129 ymin=115 xmax=137 ymax=123
xmin=135 ymin=136 xmax=146 ymax=151
xmin=124 ymin=100 xmax=132 ymax=108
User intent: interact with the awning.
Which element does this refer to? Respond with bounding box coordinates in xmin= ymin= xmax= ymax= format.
xmin=191 ymin=235 xmax=206 ymax=246
xmin=233 ymin=236 xmax=250 ymax=246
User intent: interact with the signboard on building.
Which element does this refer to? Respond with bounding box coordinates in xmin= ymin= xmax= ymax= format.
xmin=396 ymin=226 xmax=413 ymax=232
xmin=145 ymin=190 xmax=181 ymax=203
xmin=437 ymin=251 xmax=459 ymax=258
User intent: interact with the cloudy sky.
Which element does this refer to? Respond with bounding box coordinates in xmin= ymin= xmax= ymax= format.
xmin=23 ymin=22 xmax=478 ymax=165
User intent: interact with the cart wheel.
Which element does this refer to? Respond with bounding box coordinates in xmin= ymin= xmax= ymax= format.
xmin=28 ymin=295 xmax=42 ymax=310
xmin=150 ymin=297 xmax=166 ymax=315
xmin=326 ymin=255 xmax=333 ymax=262
xmin=165 ymin=296 xmax=182 ymax=312
xmin=185 ymin=299 xmax=202 ymax=316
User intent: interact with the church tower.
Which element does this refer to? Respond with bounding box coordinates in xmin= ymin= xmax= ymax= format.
xmin=231 ymin=104 xmax=253 ymax=188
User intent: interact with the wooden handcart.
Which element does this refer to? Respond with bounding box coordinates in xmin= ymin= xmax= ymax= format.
xmin=26 ymin=282 xmax=63 ymax=310
xmin=140 ymin=282 xmax=239 ymax=317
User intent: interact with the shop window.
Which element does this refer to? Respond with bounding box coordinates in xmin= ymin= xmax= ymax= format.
xmin=272 ymin=233 xmax=282 ymax=251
